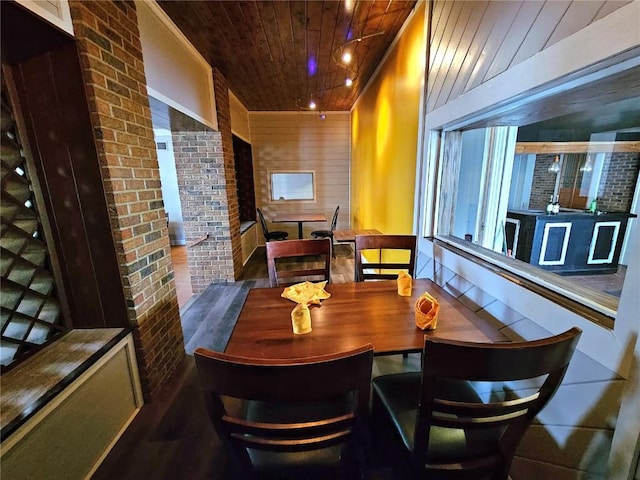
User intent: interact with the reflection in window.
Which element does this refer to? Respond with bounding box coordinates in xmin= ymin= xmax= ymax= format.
xmin=437 ymin=118 xmax=639 ymax=317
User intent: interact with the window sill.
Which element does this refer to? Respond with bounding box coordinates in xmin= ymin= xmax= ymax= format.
xmin=433 ymin=237 xmax=616 ymax=329
xmin=1 ymin=328 xmax=131 ymax=441
xmin=240 ymin=220 xmax=256 ymax=234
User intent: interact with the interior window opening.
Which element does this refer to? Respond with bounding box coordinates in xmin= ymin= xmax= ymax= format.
xmin=435 ymin=97 xmax=639 ymax=320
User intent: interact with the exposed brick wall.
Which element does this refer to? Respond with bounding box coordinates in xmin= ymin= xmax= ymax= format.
xmin=69 ymin=0 xmax=184 ymax=400
xmin=529 ymin=154 xmax=557 ymax=210
xmin=173 ymin=131 xmax=236 ymax=290
xmin=212 ymin=69 xmax=244 ymax=276
xmin=597 ymin=152 xmax=640 ymax=213
xmin=528 ymin=152 xmax=639 ymax=213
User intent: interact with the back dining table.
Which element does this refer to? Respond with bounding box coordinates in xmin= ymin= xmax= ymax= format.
xmin=224 ymin=279 xmax=509 ymax=359
xmin=273 ymin=212 xmax=327 ymax=239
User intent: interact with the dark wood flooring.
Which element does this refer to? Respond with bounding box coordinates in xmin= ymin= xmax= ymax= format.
xmin=92 ymin=244 xmax=418 ymax=480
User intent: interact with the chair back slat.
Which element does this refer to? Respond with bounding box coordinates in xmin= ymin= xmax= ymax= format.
xmin=355 ymin=234 xmax=416 ymax=282
xmin=256 ymin=207 xmax=269 ymax=237
xmin=224 ymin=412 xmax=355 ymax=437
xmin=433 ymin=391 xmax=540 ymax=419
xmin=330 ymin=205 xmax=340 ymax=230
xmin=266 ymin=238 xmax=331 ymax=287
xmin=231 ymin=429 xmax=353 ymax=452
xmin=194 ymin=345 xmax=373 ymax=476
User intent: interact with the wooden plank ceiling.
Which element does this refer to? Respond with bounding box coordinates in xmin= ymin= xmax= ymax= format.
xmin=157 ymin=0 xmax=417 ymax=112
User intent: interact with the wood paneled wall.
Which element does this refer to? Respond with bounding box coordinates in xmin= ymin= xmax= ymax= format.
xmin=426 ymin=0 xmax=632 ymax=113
xmin=249 ymin=112 xmax=350 ymax=243
xmin=229 ymin=90 xmax=251 ymax=143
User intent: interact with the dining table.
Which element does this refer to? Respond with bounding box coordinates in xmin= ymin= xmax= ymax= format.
xmin=224 ymin=278 xmax=509 ymax=359
xmin=273 ymin=212 xmax=327 ymax=239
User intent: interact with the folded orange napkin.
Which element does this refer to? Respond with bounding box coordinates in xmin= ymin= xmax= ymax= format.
xmin=291 ymin=303 xmax=312 ymax=335
xmin=415 ymin=291 xmax=440 ymax=330
xmin=397 ymin=271 xmax=413 ymax=296
xmin=281 ymin=281 xmax=331 ymax=306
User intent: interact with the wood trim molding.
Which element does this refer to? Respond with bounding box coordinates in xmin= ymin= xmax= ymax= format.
xmin=515 ymin=141 xmax=640 ymax=154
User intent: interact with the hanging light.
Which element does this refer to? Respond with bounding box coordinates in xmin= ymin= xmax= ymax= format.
xmin=548 ymin=155 xmax=561 ymax=174
xmin=580 ymin=155 xmax=593 ymax=173
xmin=345 ymin=77 xmax=353 ymax=87
xmin=308 ymin=99 xmax=317 ymax=110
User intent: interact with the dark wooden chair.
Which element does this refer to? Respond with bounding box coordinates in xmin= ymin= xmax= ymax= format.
xmin=257 ymin=207 xmax=288 ymax=242
xmin=311 ymin=206 xmax=339 ymax=257
xmin=371 ymin=327 xmax=582 ymax=480
xmin=266 ymin=238 xmax=331 ymax=287
xmin=194 ymin=344 xmax=374 ymax=480
xmin=354 ymin=234 xmax=416 ymax=282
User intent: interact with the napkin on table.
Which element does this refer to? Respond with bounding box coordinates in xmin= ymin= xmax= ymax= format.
xmin=281 ymin=281 xmax=331 ymax=305
xmin=291 ymin=303 xmax=312 ymax=334
xmin=397 ymin=271 xmax=413 ymax=296
xmin=415 ymin=291 xmax=440 ymax=330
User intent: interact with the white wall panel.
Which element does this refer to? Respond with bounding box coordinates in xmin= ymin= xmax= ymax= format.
xmin=137 ymin=1 xmax=217 ymax=131
xmin=16 ymin=0 xmax=73 ymax=35
xmin=229 ymin=90 xmax=251 ymax=143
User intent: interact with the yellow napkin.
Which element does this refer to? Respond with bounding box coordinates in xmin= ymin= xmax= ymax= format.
xmin=281 ymin=281 xmax=331 ymax=306
xmin=397 ymin=271 xmax=413 ymax=296
xmin=415 ymin=291 xmax=440 ymax=330
xmin=291 ymin=303 xmax=312 ymax=335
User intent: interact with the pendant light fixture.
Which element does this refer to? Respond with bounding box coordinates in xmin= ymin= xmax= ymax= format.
xmin=548 ymin=155 xmax=561 ymax=174
xmin=580 ymin=154 xmax=593 ymax=173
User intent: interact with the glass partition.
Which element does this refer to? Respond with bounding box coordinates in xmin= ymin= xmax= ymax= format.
xmin=436 ymin=102 xmax=639 ymax=320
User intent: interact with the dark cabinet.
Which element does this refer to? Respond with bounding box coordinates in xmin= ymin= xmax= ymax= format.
xmin=506 ymin=210 xmax=635 ymax=275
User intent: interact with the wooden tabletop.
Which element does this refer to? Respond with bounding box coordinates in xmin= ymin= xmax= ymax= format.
xmin=273 ymin=213 xmax=327 ymax=223
xmin=225 ymin=279 xmax=508 ymax=359
xmin=273 ymin=213 xmax=327 ymax=238
xmin=333 ymin=229 xmax=382 ymax=242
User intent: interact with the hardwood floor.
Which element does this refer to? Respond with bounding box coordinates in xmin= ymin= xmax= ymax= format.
xmin=170 ymin=246 xmax=193 ymax=308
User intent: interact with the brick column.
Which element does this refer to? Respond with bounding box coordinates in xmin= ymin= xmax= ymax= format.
xmin=173 ymin=130 xmax=236 ymax=291
xmin=69 ymin=0 xmax=184 ymax=400
xmin=212 ymin=69 xmax=243 ymax=276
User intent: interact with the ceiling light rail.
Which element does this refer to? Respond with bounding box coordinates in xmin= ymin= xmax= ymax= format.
xmin=332 ymin=30 xmax=386 ymax=66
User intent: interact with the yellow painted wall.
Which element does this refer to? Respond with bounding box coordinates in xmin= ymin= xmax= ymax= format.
xmin=351 ymin=1 xmax=425 ymax=234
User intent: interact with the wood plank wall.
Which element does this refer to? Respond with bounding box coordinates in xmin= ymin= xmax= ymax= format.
xmin=229 ymin=90 xmax=251 ymax=143
xmin=426 ymin=0 xmax=632 ymax=114
xmin=248 ymin=112 xmax=350 ymax=242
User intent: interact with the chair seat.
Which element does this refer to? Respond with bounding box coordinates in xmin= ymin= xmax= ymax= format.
xmin=248 ymin=449 xmax=342 ymax=480
xmin=311 ymin=230 xmax=332 ymax=238
xmin=266 ymin=230 xmax=289 ymax=241
xmin=372 ymin=373 xmax=502 ymax=463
